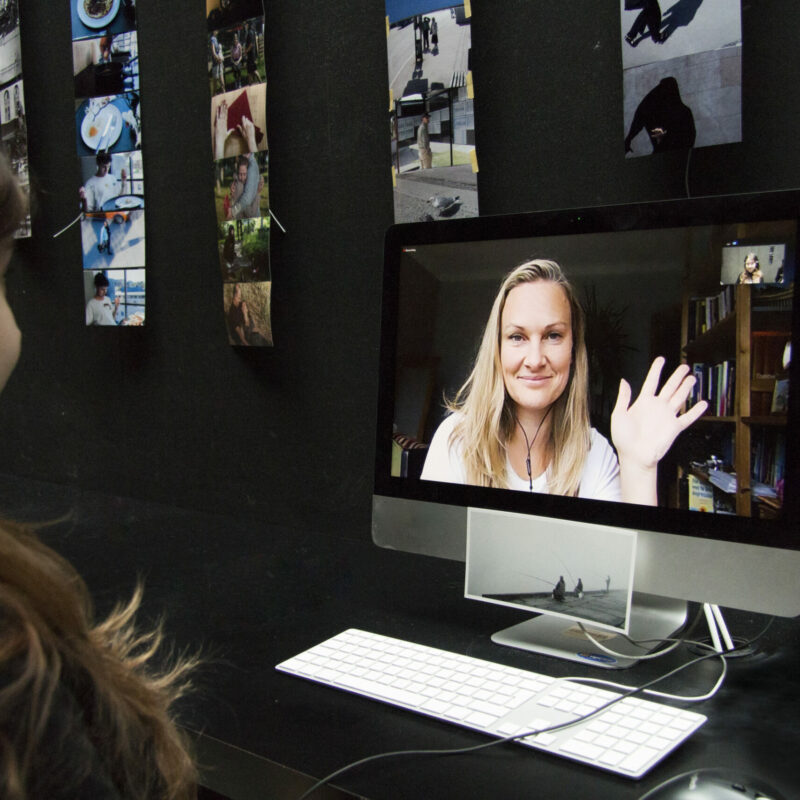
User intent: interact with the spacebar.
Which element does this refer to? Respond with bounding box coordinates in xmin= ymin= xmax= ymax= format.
xmin=333 ymin=674 xmax=425 ymax=707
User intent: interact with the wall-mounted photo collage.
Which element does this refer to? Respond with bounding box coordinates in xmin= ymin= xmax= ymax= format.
xmin=385 ymin=1 xmax=478 ymax=224
xmin=620 ymin=0 xmax=742 ymax=157
xmin=207 ymin=0 xmax=272 ymax=347
xmin=71 ymin=0 xmax=145 ymax=327
xmin=0 ymin=1 xmax=30 ymax=237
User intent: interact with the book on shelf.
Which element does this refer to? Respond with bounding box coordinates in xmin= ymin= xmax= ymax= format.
xmin=690 ymin=360 xmax=735 ymax=416
xmin=687 ymin=475 xmax=714 ymax=511
xmin=771 ymin=379 xmax=789 ymax=413
xmin=687 ymin=284 xmax=735 ymax=341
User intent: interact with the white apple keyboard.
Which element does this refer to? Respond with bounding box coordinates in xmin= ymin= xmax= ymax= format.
xmin=276 ymin=628 xmax=706 ymax=779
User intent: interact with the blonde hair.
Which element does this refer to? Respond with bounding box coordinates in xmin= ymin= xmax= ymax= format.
xmin=0 ymin=518 xmax=198 ymax=800
xmin=446 ymin=259 xmax=591 ymax=495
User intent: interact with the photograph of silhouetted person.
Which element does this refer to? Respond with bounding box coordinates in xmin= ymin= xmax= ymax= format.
xmin=624 ymin=0 xmax=663 ymax=46
xmin=624 ymin=77 xmax=695 ymax=155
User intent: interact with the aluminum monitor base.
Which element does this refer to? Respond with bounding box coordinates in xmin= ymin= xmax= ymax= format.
xmin=491 ymin=593 xmax=688 ymax=669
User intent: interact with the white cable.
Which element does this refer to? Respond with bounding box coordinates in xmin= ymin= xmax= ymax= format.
xmin=52 ymin=212 xmax=83 ymax=239
xmin=564 ymin=644 xmax=728 ymax=703
xmin=577 ymin=623 xmax=684 ymax=661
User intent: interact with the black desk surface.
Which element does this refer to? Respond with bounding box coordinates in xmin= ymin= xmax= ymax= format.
xmin=1 ymin=474 xmax=798 ymax=800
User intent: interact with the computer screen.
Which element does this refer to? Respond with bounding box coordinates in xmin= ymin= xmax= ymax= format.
xmin=373 ymin=190 xmax=800 ymax=662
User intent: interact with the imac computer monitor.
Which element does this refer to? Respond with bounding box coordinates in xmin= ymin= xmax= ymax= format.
xmin=373 ymin=190 xmax=800 ymax=666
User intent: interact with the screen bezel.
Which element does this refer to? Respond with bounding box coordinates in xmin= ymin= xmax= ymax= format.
xmin=375 ymin=190 xmax=800 ymax=551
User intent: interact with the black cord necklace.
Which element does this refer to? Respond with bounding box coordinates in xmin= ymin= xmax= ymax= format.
xmin=514 ymin=405 xmax=553 ymax=491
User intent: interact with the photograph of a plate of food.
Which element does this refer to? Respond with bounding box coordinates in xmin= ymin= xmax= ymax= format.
xmin=81 ymin=102 xmax=123 ymax=151
xmin=77 ymin=0 xmax=121 ymax=30
xmin=114 ymin=195 xmax=144 ymax=209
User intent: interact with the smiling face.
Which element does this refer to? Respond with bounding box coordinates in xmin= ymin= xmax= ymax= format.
xmin=499 ymin=280 xmax=573 ymax=422
xmin=745 ymin=253 xmax=759 ymax=273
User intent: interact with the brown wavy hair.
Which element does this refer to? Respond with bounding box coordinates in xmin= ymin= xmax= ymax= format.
xmin=0 ymin=517 xmax=199 ymax=800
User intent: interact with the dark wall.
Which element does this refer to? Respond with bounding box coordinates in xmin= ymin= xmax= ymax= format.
xmin=2 ymin=0 xmax=799 ymax=542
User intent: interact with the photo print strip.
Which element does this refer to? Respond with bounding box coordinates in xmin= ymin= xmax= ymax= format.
xmin=71 ymin=0 xmax=146 ymax=327
xmin=207 ymin=0 xmax=273 ymax=347
xmin=385 ymin=1 xmax=479 ymax=224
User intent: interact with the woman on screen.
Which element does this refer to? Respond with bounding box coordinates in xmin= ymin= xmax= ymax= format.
xmin=420 ymin=260 xmax=707 ymax=505
xmin=738 ymin=252 xmax=764 ymax=284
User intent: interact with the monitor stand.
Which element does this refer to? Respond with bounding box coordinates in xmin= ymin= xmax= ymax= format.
xmin=491 ymin=592 xmax=687 ymax=669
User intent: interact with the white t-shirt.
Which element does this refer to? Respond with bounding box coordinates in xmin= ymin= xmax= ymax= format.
xmin=83 ymin=172 xmax=123 ymax=211
xmin=420 ymin=412 xmax=621 ymax=501
xmin=85 ymin=296 xmax=117 ymax=326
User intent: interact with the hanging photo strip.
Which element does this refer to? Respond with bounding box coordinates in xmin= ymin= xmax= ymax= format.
xmin=207 ymin=0 xmax=272 ymax=347
xmin=71 ymin=0 xmax=145 ymax=327
xmin=385 ymin=0 xmax=478 ymax=224
xmin=620 ymin=0 xmax=742 ymax=157
xmin=0 ymin=1 xmax=31 ymax=237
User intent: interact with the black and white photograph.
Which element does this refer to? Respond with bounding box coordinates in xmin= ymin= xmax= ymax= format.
xmin=466 ymin=509 xmax=637 ymax=633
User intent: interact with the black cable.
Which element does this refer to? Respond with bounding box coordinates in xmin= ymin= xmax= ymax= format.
xmin=294 ymin=616 xmax=775 ymax=800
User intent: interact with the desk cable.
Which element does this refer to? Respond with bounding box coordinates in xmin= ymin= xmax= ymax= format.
xmin=293 ymin=616 xmax=774 ymax=800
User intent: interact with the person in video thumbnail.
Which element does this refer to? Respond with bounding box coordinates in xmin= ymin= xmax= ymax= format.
xmin=421 ymin=260 xmax=708 ymax=505
xmin=738 ymin=252 xmax=764 ymax=284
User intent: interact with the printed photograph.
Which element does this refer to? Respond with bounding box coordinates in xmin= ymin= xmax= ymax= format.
xmin=79 ymin=150 xmax=144 ymax=213
xmin=73 ymin=31 xmax=139 ymax=98
xmin=71 ymin=0 xmax=137 ymax=43
xmin=208 ymin=17 xmax=265 ymax=96
xmin=75 ymin=93 xmax=141 ymax=157
xmin=466 ymin=509 xmax=637 ymax=632
xmin=386 ymin=3 xmax=477 ymax=223
xmin=0 ymin=78 xmax=25 ymax=163
xmin=211 ymin=84 xmax=267 ymax=160
xmin=81 ymin=209 xmax=145 ymax=270
xmin=206 ymin=0 xmax=263 ymax=30
xmin=218 ymin=215 xmax=270 ymax=284
xmin=214 ymin=150 xmax=268 ymax=224
xmin=620 ymin=0 xmax=742 ymax=157
xmin=223 ymin=280 xmax=272 ymax=347
xmin=0 ymin=4 xmax=20 ymax=87
xmin=84 ymin=268 xmax=145 ymax=327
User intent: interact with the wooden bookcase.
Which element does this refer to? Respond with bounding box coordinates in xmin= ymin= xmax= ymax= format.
xmin=682 ymin=283 xmax=791 ymax=516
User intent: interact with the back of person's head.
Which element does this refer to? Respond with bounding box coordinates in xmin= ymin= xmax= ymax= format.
xmin=0 ymin=518 xmax=199 ymax=800
xmin=0 ymin=154 xmax=197 ymax=799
